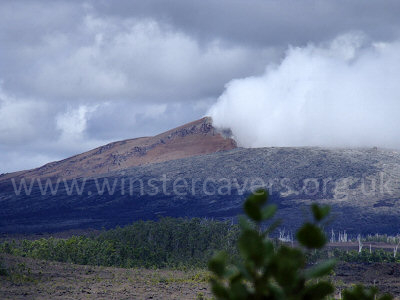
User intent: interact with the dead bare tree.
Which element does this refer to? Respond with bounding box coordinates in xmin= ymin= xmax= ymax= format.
xmin=394 ymin=239 xmax=400 ymax=258
xmin=338 ymin=230 xmax=348 ymax=243
xmin=278 ymin=228 xmax=293 ymax=244
xmin=330 ymin=229 xmax=335 ymax=243
xmin=357 ymin=234 xmax=363 ymax=253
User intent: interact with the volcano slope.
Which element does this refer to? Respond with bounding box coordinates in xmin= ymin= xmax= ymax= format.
xmin=1 ymin=144 xmax=400 ymax=234
xmin=0 ymin=117 xmax=236 ymax=181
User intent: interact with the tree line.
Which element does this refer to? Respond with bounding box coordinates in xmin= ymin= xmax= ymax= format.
xmin=0 ymin=218 xmax=239 ymax=269
xmin=1 ymin=219 xmax=400 ymax=269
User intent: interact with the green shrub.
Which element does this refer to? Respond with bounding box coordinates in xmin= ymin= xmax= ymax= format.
xmin=208 ymin=189 xmax=392 ymax=300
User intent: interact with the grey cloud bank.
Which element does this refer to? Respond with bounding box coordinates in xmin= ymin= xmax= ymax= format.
xmin=1 ymin=0 xmax=400 ymax=172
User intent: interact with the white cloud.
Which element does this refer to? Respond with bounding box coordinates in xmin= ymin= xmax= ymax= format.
xmin=56 ymin=105 xmax=97 ymax=140
xmin=209 ymin=33 xmax=400 ymax=149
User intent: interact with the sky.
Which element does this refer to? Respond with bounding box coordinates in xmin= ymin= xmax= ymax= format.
xmin=1 ymin=0 xmax=400 ymax=173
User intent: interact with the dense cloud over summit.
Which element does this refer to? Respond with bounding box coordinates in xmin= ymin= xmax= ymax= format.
xmin=209 ymin=33 xmax=400 ymax=148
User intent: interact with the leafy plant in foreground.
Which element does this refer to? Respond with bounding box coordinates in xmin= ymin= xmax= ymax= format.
xmin=208 ymin=189 xmax=392 ymax=300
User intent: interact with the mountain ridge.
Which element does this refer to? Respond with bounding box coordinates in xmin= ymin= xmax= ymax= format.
xmin=0 ymin=117 xmax=236 ymax=181
xmin=2 ymin=118 xmax=400 ymax=234
xmin=2 ymin=145 xmax=400 ymax=234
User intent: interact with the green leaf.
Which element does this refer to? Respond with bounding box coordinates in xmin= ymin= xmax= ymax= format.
xmin=265 ymin=282 xmax=285 ymax=299
xmin=379 ymin=295 xmax=394 ymax=300
xmin=235 ymin=261 xmax=252 ymax=281
xmin=225 ymin=265 xmax=240 ymax=280
xmin=311 ymin=204 xmax=330 ymax=222
xmin=342 ymin=285 xmax=393 ymax=300
xmin=271 ymin=246 xmax=305 ymax=287
xmin=210 ymin=279 xmax=230 ymax=299
xmin=263 ymin=219 xmax=282 ymax=237
xmin=303 ymin=281 xmax=334 ymax=300
xmin=296 ymin=223 xmax=326 ymax=249
xmin=238 ymin=229 xmax=264 ymax=264
xmin=230 ymin=281 xmax=249 ymax=299
xmin=261 ymin=204 xmax=277 ymax=221
xmin=244 ymin=189 xmax=268 ymax=222
xmin=262 ymin=240 xmax=274 ymax=258
xmin=208 ymin=251 xmax=228 ymax=277
xmin=238 ymin=216 xmax=254 ymax=231
xmin=304 ymin=259 xmax=336 ymax=279
xmin=342 ymin=285 xmax=375 ymax=300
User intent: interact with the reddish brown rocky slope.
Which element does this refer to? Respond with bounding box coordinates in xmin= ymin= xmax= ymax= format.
xmin=0 ymin=117 xmax=236 ymax=181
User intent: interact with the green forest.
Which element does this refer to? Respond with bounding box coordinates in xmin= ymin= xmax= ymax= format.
xmin=1 ymin=218 xmax=400 ymax=270
xmin=0 ymin=218 xmax=240 ymax=269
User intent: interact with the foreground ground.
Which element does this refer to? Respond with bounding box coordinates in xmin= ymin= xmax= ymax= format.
xmin=0 ymin=254 xmax=211 ymax=300
xmin=1 ymin=254 xmax=400 ymax=299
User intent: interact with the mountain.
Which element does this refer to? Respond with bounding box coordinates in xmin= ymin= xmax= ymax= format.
xmin=1 ymin=119 xmax=400 ymax=234
xmin=0 ymin=117 xmax=236 ymax=181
